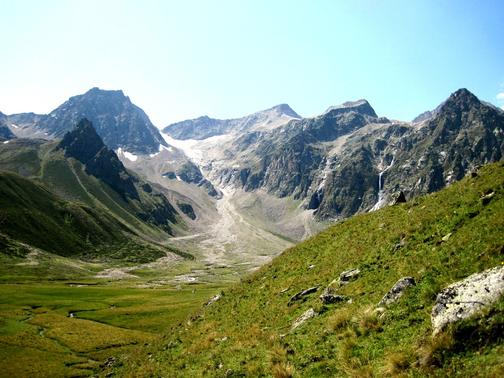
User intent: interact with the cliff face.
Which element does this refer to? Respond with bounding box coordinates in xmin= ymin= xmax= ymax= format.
xmin=174 ymin=89 xmax=504 ymax=220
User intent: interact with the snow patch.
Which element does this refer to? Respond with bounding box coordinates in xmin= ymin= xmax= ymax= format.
xmin=116 ymin=147 xmax=138 ymax=162
xmin=123 ymin=151 xmax=138 ymax=161
xmin=3 ymin=140 xmax=10 ymax=144
xmin=159 ymin=144 xmax=173 ymax=152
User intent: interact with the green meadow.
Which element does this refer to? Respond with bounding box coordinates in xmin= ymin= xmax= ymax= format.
xmin=0 ymin=257 xmax=226 ymax=377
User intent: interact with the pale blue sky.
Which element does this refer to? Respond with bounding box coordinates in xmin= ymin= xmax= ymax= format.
xmin=1 ymin=0 xmax=503 ymax=126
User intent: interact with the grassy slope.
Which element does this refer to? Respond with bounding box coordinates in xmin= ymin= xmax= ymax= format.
xmin=0 ymin=170 xmax=174 ymax=263
xmin=119 ymin=161 xmax=504 ymax=377
xmin=0 ymin=139 xmax=191 ymax=262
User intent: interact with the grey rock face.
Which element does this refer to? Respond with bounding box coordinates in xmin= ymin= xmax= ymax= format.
xmin=339 ymin=268 xmax=361 ymax=284
xmin=58 ymin=118 xmax=139 ymax=200
xmin=378 ymin=277 xmax=416 ymax=306
xmin=319 ymin=287 xmax=348 ymax=304
xmin=291 ymin=308 xmax=317 ymax=330
xmin=288 ymin=286 xmax=319 ymax=306
xmin=37 ymin=87 xmax=167 ymax=154
xmin=431 ymin=266 xmax=504 ymax=335
xmin=175 ymin=161 xmax=221 ymax=198
xmin=205 ymin=294 xmax=222 ymax=306
xmin=194 ymin=89 xmax=504 ymax=221
xmin=0 ymin=123 xmax=16 ymax=141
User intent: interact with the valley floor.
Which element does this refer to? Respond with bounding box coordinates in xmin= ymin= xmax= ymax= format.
xmin=0 ymin=247 xmax=229 ymax=377
xmin=0 ymin=281 xmax=224 ymax=378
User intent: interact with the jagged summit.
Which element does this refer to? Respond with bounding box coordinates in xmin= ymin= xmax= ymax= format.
xmin=413 ymin=88 xmax=481 ymax=123
xmin=440 ymin=88 xmax=481 ymax=112
xmin=325 ymin=99 xmax=377 ymax=117
xmin=86 ymin=86 xmax=124 ymax=96
xmin=37 ymin=88 xmax=167 ymax=154
xmin=58 ymin=119 xmax=139 ymax=200
xmin=58 ymin=118 xmax=104 ymax=160
xmin=268 ymin=103 xmax=301 ymax=119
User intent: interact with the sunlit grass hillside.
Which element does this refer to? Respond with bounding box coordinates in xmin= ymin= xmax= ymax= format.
xmin=117 ymin=161 xmax=504 ymax=377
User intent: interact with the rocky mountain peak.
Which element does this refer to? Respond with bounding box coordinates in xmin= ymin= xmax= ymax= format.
xmin=38 ymin=88 xmax=167 ymax=154
xmin=269 ymin=104 xmax=301 ymax=119
xmin=440 ymin=88 xmax=481 ymax=113
xmin=58 ymin=119 xmax=139 ymax=200
xmin=81 ymin=87 xmax=129 ymax=103
xmin=164 ymin=104 xmax=301 ymax=140
xmin=58 ymin=118 xmax=104 ymax=161
xmin=325 ymin=99 xmax=377 ymax=118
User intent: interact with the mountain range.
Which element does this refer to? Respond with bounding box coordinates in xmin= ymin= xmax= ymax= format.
xmin=1 ymin=86 xmax=504 ymax=377
xmin=162 ymin=88 xmax=504 ymax=229
xmin=3 ymin=87 xmax=504 ymax=247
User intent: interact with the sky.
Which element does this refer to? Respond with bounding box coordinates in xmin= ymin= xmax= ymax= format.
xmin=0 ymin=0 xmax=503 ymax=126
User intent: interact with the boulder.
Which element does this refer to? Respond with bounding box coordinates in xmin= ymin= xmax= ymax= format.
xmin=319 ymin=287 xmax=348 ymax=304
xmin=481 ymin=191 xmax=495 ymax=206
xmin=205 ymin=294 xmax=221 ymax=306
xmin=291 ymin=308 xmax=317 ymax=330
xmin=288 ymin=286 xmax=318 ymax=306
xmin=441 ymin=232 xmax=452 ymax=242
xmin=431 ymin=266 xmax=504 ymax=335
xmin=339 ymin=268 xmax=360 ymax=284
xmin=378 ymin=277 xmax=416 ymax=306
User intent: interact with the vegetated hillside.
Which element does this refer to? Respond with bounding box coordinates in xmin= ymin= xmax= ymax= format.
xmin=0 ymin=121 xmax=188 ymax=262
xmin=119 ymin=161 xmax=504 ymax=377
xmin=0 ymin=170 xmax=149 ymax=261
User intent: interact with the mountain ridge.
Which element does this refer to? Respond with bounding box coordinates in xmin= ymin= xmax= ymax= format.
xmin=4 ymin=88 xmax=168 ymax=154
xmin=163 ymin=103 xmax=301 ymax=140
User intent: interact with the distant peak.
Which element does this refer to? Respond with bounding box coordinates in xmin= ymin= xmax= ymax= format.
xmin=448 ymin=88 xmax=479 ymax=102
xmin=269 ymin=104 xmax=301 ymax=119
xmin=440 ymin=88 xmax=481 ymax=113
xmin=325 ymin=99 xmax=377 ymax=117
xmin=84 ymin=87 xmax=125 ymax=97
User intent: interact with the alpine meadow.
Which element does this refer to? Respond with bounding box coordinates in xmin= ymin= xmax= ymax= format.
xmin=1 ymin=1 xmax=503 ymax=377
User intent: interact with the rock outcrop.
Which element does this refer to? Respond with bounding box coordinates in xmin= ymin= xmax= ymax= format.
xmin=206 ymin=294 xmax=222 ymax=306
xmin=319 ymin=287 xmax=348 ymax=304
xmin=58 ymin=118 xmax=139 ymax=200
xmin=0 ymin=123 xmax=16 ymax=141
xmin=288 ymin=287 xmax=319 ymax=306
xmin=291 ymin=308 xmax=317 ymax=330
xmin=378 ymin=277 xmax=416 ymax=306
xmin=339 ymin=268 xmax=361 ymax=284
xmin=431 ymin=266 xmax=504 ymax=335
